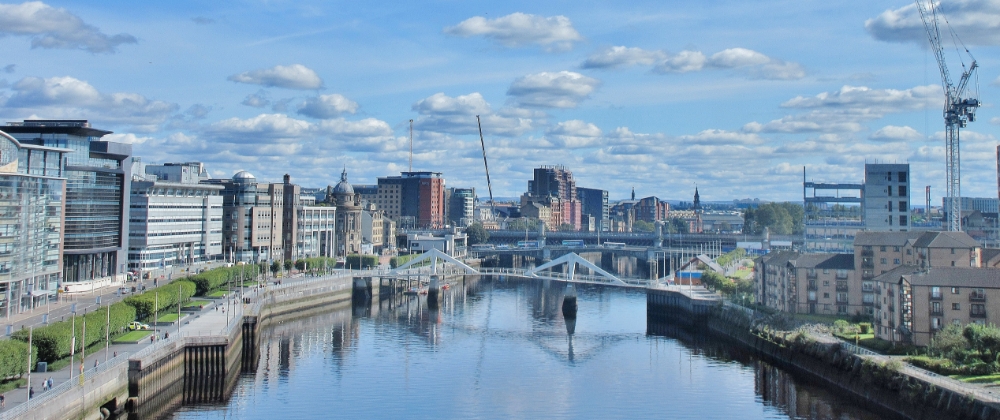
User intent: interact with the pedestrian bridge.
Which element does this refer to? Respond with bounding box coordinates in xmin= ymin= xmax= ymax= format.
xmin=390 ymin=249 xmax=657 ymax=288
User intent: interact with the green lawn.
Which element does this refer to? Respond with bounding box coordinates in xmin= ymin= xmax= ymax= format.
xmin=833 ymin=332 xmax=875 ymax=341
xmin=113 ymin=330 xmax=153 ymax=344
xmin=207 ymin=290 xmax=229 ymax=298
xmin=157 ymin=314 xmax=179 ymax=323
xmin=47 ymin=341 xmax=115 ymax=371
xmin=949 ymin=374 xmax=1000 ymax=385
xmin=182 ymin=300 xmax=210 ymax=309
xmin=788 ymin=313 xmax=851 ymax=324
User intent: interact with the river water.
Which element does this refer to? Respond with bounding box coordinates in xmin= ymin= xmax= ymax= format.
xmin=168 ymin=277 xmax=881 ymax=419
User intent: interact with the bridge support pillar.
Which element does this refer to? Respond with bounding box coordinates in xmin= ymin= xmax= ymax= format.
xmin=600 ymin=253 xmax=614 ymax=272
xmin=427 ymin=275 xmax=440 ymax=309
xmin=562 ymin=283 xmax=577 ymax=320
xmin=352 ymin=277 xmax=371 ymax=303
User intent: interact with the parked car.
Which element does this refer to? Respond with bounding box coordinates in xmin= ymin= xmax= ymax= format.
xmin=128 ymin=322 xmax=151 ymax=331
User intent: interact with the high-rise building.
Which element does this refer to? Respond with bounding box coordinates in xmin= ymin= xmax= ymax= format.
xmin=577 ymin=187 xmax=608 ymax=231
xmin=863 ymin=163 xmax=910 ymax=231
xmin=376 ymin=172 xmax=445 ymax=229
xmin=129 ymin=162 xmax=223 ymax=272
xmin=204 ymin=171 xmax=283 ymax=263
xmin=0 ymin=129 xmax=68 ymax=311
xmin=523 ymin=165 xmax=582 ymax=230
xmin=2 ymin=120 xmax=132 ymax=286
xmin=446 ymin=187 xmax=475 ymax=227
xmin=281 ymin=174 xmax=336 ymax=260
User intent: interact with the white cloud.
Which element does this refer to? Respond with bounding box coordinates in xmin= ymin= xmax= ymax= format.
xmin=297 ymin=94 xmax=358 ymax=119
xmin=227 ymin=64 xmax=324 ymax=90
xmin=0 ymin=1 xmax=136 ymax=53
xmin=707 ymin=48 xmax=771 ymax=68
xmin=412 ymin=92 xmax=491 ymax=115
xmin=104 ymin=133 xmax=151 ymax=144
xmin=746 ymin=60 xmax=806 ymax=80
xmin=866 ymin=0 xmax=1000 ymax=46
xmin=653 ymin=51 xmax=706 ymax=73
xmin=545 ymin=120 xmax=603 ymax=148
xmin=679 ymin=129 xmax=765 ymax=145
xmin=444 ymin=12 xmax=582 ymax=51
xmin=994 ymin=75 xmax=1000 ymax=86
xmin=870 ymin=125 xmax=924 ymax=141
xmin=241 ymin=90 xmax=270 ymax=108
xmin=581 ymin=46 xmax=666 ymax=69
xmin=991 ymin=116 xmax=1000 ymax=125
xmin=207 ymin=113 xmax=313 ymax=142
xmin=743 ymin=111 xmax=868 ymax=133
xmin=781 ymin=85 xmax=941 ymax=111
xmin=2 ymin=75 xmax=177 ymax=126
xmin=507 ymin=71 xmax=600 ymax=108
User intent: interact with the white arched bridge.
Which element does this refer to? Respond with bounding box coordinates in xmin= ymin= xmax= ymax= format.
xmin=390 ymin=249 xmax=655 ymax=288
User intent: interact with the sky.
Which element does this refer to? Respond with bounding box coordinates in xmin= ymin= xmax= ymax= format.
xmin=0 ymin=0 xmax=998 ymax=204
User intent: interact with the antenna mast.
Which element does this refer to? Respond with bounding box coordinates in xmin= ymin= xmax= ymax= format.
xmin=409 ymin=119 xmax=413 ymax=172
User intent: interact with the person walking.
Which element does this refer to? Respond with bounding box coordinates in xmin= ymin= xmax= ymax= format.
xmin=28 ymin=387 xmax=34 ymax=399
xmin=1 ymin=392 xmax=6 ymax=407
xmin=47 ymin=378 xmax=52 ymax=390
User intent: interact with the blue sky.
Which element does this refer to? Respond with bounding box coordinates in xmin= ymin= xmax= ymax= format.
xmin=0 ymin=0 xmax=998 ymax=203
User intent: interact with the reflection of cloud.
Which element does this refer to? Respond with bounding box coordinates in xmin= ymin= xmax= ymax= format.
xmin=445 ymin=12 xmax=582 ymax=51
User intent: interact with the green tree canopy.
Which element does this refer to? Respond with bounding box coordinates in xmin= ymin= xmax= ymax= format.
xmin=465 ymin=222 xmax=490 ymax=245
xmin=743 ymin=202 xmax=804 ymax=235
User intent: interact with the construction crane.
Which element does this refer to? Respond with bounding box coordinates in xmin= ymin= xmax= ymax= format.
xmin=476 ymin=115 xmax=496 ymax=220
xmin=914 ymin=0 xmax=980 ymax=231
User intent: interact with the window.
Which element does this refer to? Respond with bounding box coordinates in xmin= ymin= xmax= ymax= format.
xmin=893 ymin=246 xmax=900 ymax=252
xmin=900 ymin=215 xmax=908 ymax=226
xmin=931 ymin=287 xmax=942 ymax=298
xmin=894 ymin=259 xmax=900 ymax=264
xmin=880 ymin=258 xmax=887 ymax=264
xmin=932 ymin=301 xmax=942 ymax=314
xmin=888 ymin=201 xmax=893 ymax=211
xmin=808 ymin=291 xmax=816 ymax=301
xmin=932 ymin=318 xmax=941 ymax=330
xmin=823 ymin=292 xmax=830 ymax=298
xmin=899 ymin=201 xmax=907 ymax=212
xmin=880 ymin=246 xmax=887 ymax=252
xmin=951 ymin=248 xmax=956 ymax=254
xmin=823 ymin=280 xmax=830 ymax=286
xmin=838 ymin=305 xmax=847 ymax=314
xmin=898 ymin=172 xmax=907 ymax=182
xmin=953 ymin=303 xmax=961 ymax=310
xmin=898 ymin=186 xmax=906 ymax=196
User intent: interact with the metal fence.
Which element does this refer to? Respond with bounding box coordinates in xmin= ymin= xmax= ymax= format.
xmin=0 ymin=351 xmax=132 ymax=420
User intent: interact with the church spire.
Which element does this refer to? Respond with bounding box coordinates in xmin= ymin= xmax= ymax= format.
xmin=693 ymin=187 xmax=701 ymax=212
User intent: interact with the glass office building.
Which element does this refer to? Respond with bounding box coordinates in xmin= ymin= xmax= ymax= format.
xmin=0 ymin=129 xmax=68 ymax=314
xmin=1 ymin=120 xmax=131 ymax=290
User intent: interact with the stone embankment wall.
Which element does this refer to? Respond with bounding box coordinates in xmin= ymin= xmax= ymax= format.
xmin=710 ymin=306 xmax=1000 ymax=420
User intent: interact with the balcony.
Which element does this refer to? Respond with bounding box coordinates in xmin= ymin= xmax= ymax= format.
xmin=970 ymin=292 xmax=986 ymax=302
xmin=930 ymin=308 xmax=944 ymax=316
xmin=930 ymin=293 xmax=943 ymax=301
xmin=861 ymin=250 xmax=873 ymax=258
xmin=806 ymin=273 xmax=818 ymax=280
xmin=836 ymin=283 xmax=849 ymax=292
xmin=807 ymin=282 xmax=818 ymax=291
xmin=971 ymin=310 xmax=988 ymax=319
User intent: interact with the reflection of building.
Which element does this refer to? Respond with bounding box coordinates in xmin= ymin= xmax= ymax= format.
xmin=2 ymin=120 xmax=132 ymax=286
xmin=0 ymin=129 xmax=68 ymax=312
xmin=331 ymin=169 xmax=362 ymax=256
xmin=129 ymin=162 xmax=223 ymax=271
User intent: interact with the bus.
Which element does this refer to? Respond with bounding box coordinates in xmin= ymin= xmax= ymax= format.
xmin=561 ymin=240 xmax=585 ymax=247
xmin=516 ymin=240 xmax=541 ymax=249
xmin=471 ymin=244 xmax=495 ymax=251
xmin=603 ymin=242 xmax=626 ymax=249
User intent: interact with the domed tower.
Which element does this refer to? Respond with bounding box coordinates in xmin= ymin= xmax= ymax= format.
xmin=333 ymin=168 xmax=362 ymax=256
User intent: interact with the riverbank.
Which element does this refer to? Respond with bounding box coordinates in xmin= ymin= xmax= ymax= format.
xmin=700 ymin=303 xmax=1000 ymax=420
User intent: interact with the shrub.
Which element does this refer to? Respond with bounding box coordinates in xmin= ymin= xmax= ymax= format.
xmin=344 ymin=254 xmax=377 ymax=269
xmin=11 ymin=302 xmax=134 ymax=363
xmin=390 ymin=254 xmax=417 ymax=269
xmin=124 ymin=280 xmax=196 ymax=321
xmin=0 ymin=340 xmax=34 ymax=379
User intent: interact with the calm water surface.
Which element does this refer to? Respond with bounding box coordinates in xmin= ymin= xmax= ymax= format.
xmin=170 ymin=277 xmax=881 ymax=419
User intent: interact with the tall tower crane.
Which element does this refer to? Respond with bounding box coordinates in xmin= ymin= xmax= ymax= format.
xmin=914 ymin=0 xmax=980 ymax=231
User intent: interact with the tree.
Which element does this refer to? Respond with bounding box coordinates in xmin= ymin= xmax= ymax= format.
xmin=507 ymin=218 xmax=540 ymax=232
xmin=669 ymin=217 xmax=689 ymax=234
xmin=743 ymin=202 xmax=804 ymax=235
xmin=283 ymin=260 xmax=293 ymax=270
xmin=633 ymin=220 xmax=655 ymax=232
xmin=558 ymin=223 xmax=576 ymax=232
xmin=270 ymin=261 xmax=281 ymax=275
xmin=465 ymin=222 xmax=490 ymax=245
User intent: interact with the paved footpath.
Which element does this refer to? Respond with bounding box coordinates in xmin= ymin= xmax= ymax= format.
xmin=0 ymin=269 xmax=348 ymax=415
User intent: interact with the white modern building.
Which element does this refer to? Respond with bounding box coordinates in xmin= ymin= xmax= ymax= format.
xmin=128 ymin=162 xmax=223 ymax=271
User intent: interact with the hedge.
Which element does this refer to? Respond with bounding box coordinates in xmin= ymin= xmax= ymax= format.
xmin=11 ymin=302 xmax=134 ymax=363
xmin=390 ymin=254 xmax=418 ymax=269
xmin=188 ymin=265 xmax=262 ymax=295
xmin=0 ymin=340 xmax=34 ymax=379
xmin=124 ymin=280 xmax=196 ymax=321
xmin=345 ymin=254 xmax=377 ymax=269
xmin=296 ymin=257 xmax=337 ymax=271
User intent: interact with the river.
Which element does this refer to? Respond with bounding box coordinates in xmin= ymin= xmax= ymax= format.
xmin=167 ymin=276 xmax=881 ymax=419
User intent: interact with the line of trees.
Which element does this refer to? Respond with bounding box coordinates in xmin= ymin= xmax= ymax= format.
xmin=743 ymin=202 xmax=804 ymax=235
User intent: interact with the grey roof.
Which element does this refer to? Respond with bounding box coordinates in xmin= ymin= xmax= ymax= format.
xmin=911 ymin=231 xmax=980 ymax=249
xmin=983 ymin=248 xmax=1000 ymax=267
xmin=758 ymin=250 xmax=800 ymax=266
xmin=853 ymin=231 xmax=923 ymax=247
xmin=904 ymin=267 xmax=1000 ymax=288
xmin=791 ymin=253 xmax=854 ymax=270
xmin=872 ymin=265 xmax=922 ymax=283
xmin=232 ymin=170 xmax=255 ymax=180
xmin=333 ymin=169 xmax=354 ymax=195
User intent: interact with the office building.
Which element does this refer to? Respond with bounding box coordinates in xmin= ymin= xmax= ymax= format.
xmin=204 ymin=171 xmax=283 ymax=263
xmin=376 ymin=172 xmax=445 ymax=229
xmin=577 ymin=187 xmax=609 ymax=231
xmin=446 ymin=187 xmax=475 ymax=228
xmin=522 ymin=166 xmax=582 ymax=231
xmin=129 ymin=162 xmax=223 ymax=271
xmin=2 ymin=120 xmax=132 ymax=287
xmin=281 ymin=174 xmax=335 ymax=260
xmin=0 ymin=129 xmax=68 ymax=312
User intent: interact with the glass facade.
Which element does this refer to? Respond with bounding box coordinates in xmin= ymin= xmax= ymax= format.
xmin=0 ymin=131 xmax=67 ymax=315
xmin=2 ymin=120 xmax=131 ymax=285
